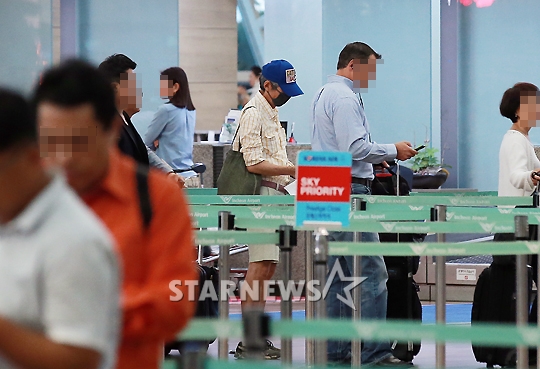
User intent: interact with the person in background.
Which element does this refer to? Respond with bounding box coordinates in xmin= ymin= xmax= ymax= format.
xmin=238 ymin=83 xmax=250 ymax=109
xmin=233 ymin=59 xmax=302 ymax=360
xmin=34 ymin=60 xmax=196 ymax=369
xmin=247 ymin=65 xmax=262 ymax=97
xmin=144 ymin=67 xmax=200 ymax=187
xmin=311 ymin=41 xmax=416 ymax=366
xmin=498 ymin=82 xmax=540 ymax=196
xmin=98 ymin=54 xmax=184 ymax=188
xmin=0 ymin=88 xmax=119 ymax=369
xmin=493 ymin=82 xmax=540 ymax=257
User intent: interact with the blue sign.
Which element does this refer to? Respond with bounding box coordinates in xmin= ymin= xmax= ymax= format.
xmin=295 ymin=151 xmax=352 ymax=227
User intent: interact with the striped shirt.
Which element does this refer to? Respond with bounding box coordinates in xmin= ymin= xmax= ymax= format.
xmin=235 ymin=91 xmax=293 ymax=186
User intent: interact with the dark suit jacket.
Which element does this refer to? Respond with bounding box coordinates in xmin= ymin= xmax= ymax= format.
xmin=118 ymin=111 xmax=149 ymax=166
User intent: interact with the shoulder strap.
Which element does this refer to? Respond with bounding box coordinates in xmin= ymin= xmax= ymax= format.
xmin=135 ymin=164 xmax=153 ymax=229
xmin=232 ymin=106 xmax=256 ymax=151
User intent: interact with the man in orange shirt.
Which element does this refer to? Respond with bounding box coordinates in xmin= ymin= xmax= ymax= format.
xmin=34 ymin=60 xmax=196 ymax=369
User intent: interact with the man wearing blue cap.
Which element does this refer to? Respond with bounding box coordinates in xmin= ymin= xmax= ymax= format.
xmin=232 ymin=59 xmax=302 ymax=359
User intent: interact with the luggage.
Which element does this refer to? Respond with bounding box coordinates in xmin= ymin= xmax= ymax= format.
xmin=384 ymin=251 xmax=423 ymax=362
xmin=471 ymin=262 xmax=533 ymax=367
xmin=372 ymin=162 xmax=424 ymax=362
xmin=164 ymin=263 xmax=219 ymax=356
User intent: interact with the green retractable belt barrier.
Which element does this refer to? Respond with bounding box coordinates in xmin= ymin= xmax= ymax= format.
xmin=341 ymin=220 xmax=515 ymax=233
xmin=185 ymin=188 xmax=218 ymax=196
xmin=329 ymin=241 xmax=540 ymax=257
xmin=190 ymin=205 xmax=294 ymax=228
xmin=352 ymin=195 xmax=532 ymax=207
xmin=188 ymin=195 xmax=295 ymax=205
xmin=409 ymin=191 xmax=498 ymax=197
xmin=195 ymin=230 xmax=280 ymax=245
xmin=178 ymin=318 xmax=540 ymax=347
xmin=187 ymin=194 xmax=533 ymax=207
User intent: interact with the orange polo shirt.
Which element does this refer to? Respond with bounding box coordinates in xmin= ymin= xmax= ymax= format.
xmin=83 ymin=150 xmax=196 ymax=369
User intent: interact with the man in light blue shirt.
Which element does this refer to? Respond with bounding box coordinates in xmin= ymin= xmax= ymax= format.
xmin=311 ymin=42 xmax=417 ymax=366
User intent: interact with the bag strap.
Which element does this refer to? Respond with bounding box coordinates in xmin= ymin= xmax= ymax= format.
xmin=232 ymin=105 xmax=256 ymax=152
xmin=135 ymin=163 xmax=153 ymax=229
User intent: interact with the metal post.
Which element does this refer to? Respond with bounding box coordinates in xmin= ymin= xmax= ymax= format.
xmin=305 ymin=230 xmax=315 ymax=365
xmin=182 ymin=350 xmax=205 ymax=369
xmin=432 ymin=205 xmax=447 ymax=369
xmin=351 ymin=197 xmax=364 ymax=367
xmin=242 ymin=309 xmax=270 ymax=361
xmin=515 ymin=215 xmax=529 ymax=369
xmin=278 ymin=225 xmax=297 ymax=364
xmin=313 ymin=228 xmax=328 ymax=366
xmin=218 ymin=211 xmax=234 ymax=359
xmin=197 ymin=245 xmax=203 ymax=265
xmin=534 ymin=185 xmax=540 ymax=369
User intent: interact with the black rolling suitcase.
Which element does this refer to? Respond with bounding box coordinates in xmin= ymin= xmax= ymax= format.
xmin=382 ymin=239 xmax=423 ymax=362
xmin=372 ymin=162 xmax=424 ymax=362
xmin=165 ymin=264 xmax=219 ymax=356
xmin=471 ymin=261 xmax=532 ymax=367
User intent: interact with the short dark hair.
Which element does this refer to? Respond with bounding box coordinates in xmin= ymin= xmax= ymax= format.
xmin=0 ymin=89 xmax=35 ymax=151
xmin=98 ymin=54 xmax=137 ymax=84
xmin=250 ymin=65 xmax=262 ymax=77
xmin=499 ymin=82 xmax=539 ymax=123
xmin=259 ymin=75 xmax=279 ymax=91
xmin=161 ymin=67 xmax=195 ymax=111
xmin=32 ymin=59 xmax=118 ymax=130
xmin=337 ymin=42 xmax=382 ymax=70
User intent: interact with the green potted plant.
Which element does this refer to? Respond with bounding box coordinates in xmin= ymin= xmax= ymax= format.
xmin=407 ymin=147 xmax=449 ymax=189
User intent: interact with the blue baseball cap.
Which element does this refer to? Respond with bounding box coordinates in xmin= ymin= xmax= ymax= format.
xmin=261 ymin=59 xmax=303 ymax=97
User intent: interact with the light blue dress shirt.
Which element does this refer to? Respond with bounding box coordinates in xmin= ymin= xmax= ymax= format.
xmin=311 ymin=74 xmax=397 ymax=180
xmin=144 ymin=103 xmax=196 ymax=175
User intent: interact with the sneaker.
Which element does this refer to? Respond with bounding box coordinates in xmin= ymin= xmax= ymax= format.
xmin=371 ymin=355 xmax=414 ymax=367
xmin=233 ymin=340 xmax=281 ymax=360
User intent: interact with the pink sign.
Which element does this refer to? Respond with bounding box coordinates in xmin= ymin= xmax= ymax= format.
xmin=459 ymin=0 xmax=495 ymax=7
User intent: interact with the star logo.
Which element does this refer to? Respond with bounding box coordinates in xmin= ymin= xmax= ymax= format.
xmin=322 ymin=259 xmax=367 ymax=310
xmin=498 ymin=208 xmax=513 ymax=214
xmin=450 ymin=198 xmax=461 ymax=206
xmin=220 ymin=196 xmax=233 ymax=204
xmin=252 ymin=211 xmax=266 ymax=219
xmin=410 ymin=243 xmax=427 ymax=255
xmin=381 ymin=222 xmax=396 ymax=232
xmin=479 ymin=222 xmax=495 ymax=232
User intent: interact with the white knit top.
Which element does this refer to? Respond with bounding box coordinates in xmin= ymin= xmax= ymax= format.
xmin=498 ymin=129 xmax=540 ymax=196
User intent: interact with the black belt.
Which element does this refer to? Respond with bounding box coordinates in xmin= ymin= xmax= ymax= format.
xmin=261 ymin=180 xmax=288 ymax=194
xmin=351 ymin=177 xmax=372 ymax=187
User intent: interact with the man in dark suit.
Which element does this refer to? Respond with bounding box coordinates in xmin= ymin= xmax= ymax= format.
xmin=98 ymin=54 xmax=184 ymax=185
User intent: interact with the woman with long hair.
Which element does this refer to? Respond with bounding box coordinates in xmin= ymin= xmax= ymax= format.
xmin=144 ymin=67 xmax=197 ymax=183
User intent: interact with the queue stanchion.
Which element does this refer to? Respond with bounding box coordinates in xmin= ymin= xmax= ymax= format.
xmin=515 ymin=215 xmax=529 ymax=369
xmin=242 ymin=308 xmax=270 ymax=361
xmin=533 ymin=184 xmax=540 ymax=369
xmin=278 ymin=225 xmax=297 ymax=364
xmin=217 ymin=211 xmax=234 ymax=359
xmin=431 ymin=205 xmax=447 ymax=369
xmin=351 ymin=197 xmax=366 ymax=367
xmin=305 ymin=230 xmax=315 ymax=366
xmin=182 ymin=350 xmax=205 ymax=369
xmin=313 ymin=228 xmax=329 ymax=366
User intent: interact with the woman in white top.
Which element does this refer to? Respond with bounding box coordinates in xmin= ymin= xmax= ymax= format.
xmin=498 ymin=82 xmax=540 ymax=197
